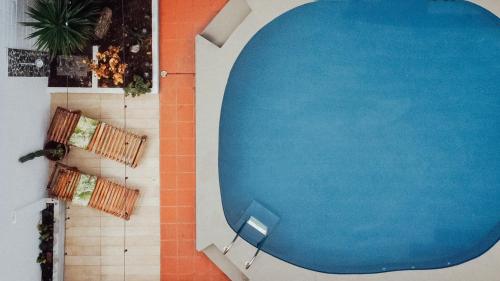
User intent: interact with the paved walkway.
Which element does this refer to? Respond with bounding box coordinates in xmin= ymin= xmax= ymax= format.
xmin=159 ymin=1 xmax=230 ymax=280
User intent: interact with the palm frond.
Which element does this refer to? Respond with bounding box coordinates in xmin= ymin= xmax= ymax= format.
xmin=22 ymin=0 xmax=99 ymax=59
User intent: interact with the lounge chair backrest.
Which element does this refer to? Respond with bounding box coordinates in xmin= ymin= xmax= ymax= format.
xmin=47 ymin=107 xmax=81 ymax=144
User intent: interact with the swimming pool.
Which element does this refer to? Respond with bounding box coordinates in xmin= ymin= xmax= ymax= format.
xmin=218 ymin=0 xmax=500 ymax=274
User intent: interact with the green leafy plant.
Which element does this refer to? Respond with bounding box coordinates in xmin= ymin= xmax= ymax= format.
xmin=23 ymin=0 xmax=99 ymax=59
xmin=37 ymin=205 xmax=54 ymax=281
xmin=124 ymin=75 xmax=152 ymax=97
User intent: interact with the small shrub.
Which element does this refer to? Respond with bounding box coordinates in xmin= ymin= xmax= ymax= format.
xmin=124 ymin=75 xmax=151 ymax=97
xmin=86 ymin=46 xmax=128 ymax=86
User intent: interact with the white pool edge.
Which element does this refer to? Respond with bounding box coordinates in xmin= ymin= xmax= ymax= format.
xmin=195 ymin=1 xmax=500 ymax=280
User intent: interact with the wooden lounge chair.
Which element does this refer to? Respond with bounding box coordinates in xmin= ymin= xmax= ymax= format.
xmin=47 ymin=163 xmax=140 ymax=220
xmin=47 ymin=107 xmax=147 ymax=168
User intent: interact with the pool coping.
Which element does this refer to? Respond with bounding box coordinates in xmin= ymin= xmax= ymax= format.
xmin=195 ymin=0 xmax=500 ymax=280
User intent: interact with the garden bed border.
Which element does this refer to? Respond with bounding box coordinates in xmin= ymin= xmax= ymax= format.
xmin=46 ymin=0 xmax=159 ymax=94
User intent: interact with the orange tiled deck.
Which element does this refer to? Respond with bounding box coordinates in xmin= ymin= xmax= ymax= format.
xmin=159 ymin=0 xmax=229 ymax=280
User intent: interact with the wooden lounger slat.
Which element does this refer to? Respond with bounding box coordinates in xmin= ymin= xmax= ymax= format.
xmin=57 ymin=111 xmax=70 ymax=142
xmin=109 ymin=127 xmax=124 ymax=160
xmin=97 ymin=180 xmax=109 ymax=208
xmin=48 ymin=108 xmax=63 ymax=143
xmin=98 ymin=125 xmax=112 ymax=157
xmin=124 ymin=190 xmax=139 ymax=220
xmin=52 ymin=110 xmax=65 ymax=143
xmin=91 ymin=179 xmax=107 ymax=209
xmin=88 ymin=179 xmax=103 ymax=208
xmin=118 ymin=131 xmax=132 ymax=162
xmin=117 ymin=132 xmax=130 ymax=162
xmin=107 ymin=183 xmax=120 ymax=213
xmin=98 ymin=181 xmax=112 ymax=212
xmin=51 ymin=168 xmax=79 ymax=201
xmin=101 ymin=125 xmax=115 ymax=157
xmin=108 ymin=184 xmax=121 ymax=214
xmin=69 ymin=171 xmax=81 ymax=199
xmin=86 ymin=122 xmax=99 ymax=151
xmin=92 ymin=124 xmax=108 ymax=155
xmin=111 ymin=128 xmax=124 ymax=159
xmin=131 ymin=136 xmax=147 ymax=168
xmin=109 ymin=185 xmax=123 ymax=214
xmin=111 ymin=129 xmax=126 ymax=161
xmin=51 ymin=110 xmax=63 ymax=142
xmin=88 ymin=123 xmax=103 ymax=152
xmin=113 ymin=187 xmax=126 ymax=215
xmin=65 ymin=113 xmax=79 ymax=142
xmin=52 ymin=172 xmax=67 ymax=197
xmin=47 ymin=107 xmax=81 ymax=144
xmin=105 ymin=127 xmax=120 ymax=158
xmin=125 ymin=136 xmax=140 ymax=165
xmin=104 ymin=182 xmax=118 ymax=213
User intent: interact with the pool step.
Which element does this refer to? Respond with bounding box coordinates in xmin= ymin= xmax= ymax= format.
xmin=200 ymin=0 xmax=251 ymax=47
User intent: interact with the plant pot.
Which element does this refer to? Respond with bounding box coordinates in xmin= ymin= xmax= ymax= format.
xmin=43 ymin=141 xmax=69 ymax=161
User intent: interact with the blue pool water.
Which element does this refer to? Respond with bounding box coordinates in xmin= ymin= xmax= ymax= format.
xmin=218 ymin=0 xmax=500 ymax=274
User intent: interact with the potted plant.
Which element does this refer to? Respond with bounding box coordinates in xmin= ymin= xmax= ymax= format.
xmin=19 ymin=141 xmax=69 ymax=163
xmin=22 ymin=0 xmax=99 ymax=59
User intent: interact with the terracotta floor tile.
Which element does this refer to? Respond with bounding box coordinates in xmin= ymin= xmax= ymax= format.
xmin=161 ymin=172 xmax=177 ymax=189
xmin=161 ymin=190 xmax=177 ymax=206
xmin=179 ymin=240 xmax=196 ymax=257
xmin=160 ymin=54 xmax=178 ymax=72
xmin=177 ymin=206 xmax=195 ymax=223
xmin=178 ymin=274 xmax=195 ymax=281
xmin=162 ymin=240 xmax=179 ymax=257
xmin=161 ymin=206 xmax=178 ymax=223
xmin=161 ymin=105 xmax=178 ymax=122
xmin=177 ymin=56 xmax=195 ymax=73
xmin=178 ymin=122 xmax=195 ymax=138
xmin=176 ymin=75 xmax=195 ymax=87
xmin=177 ymin=22 xmax=196 ymax=39
xmin=162 ymin=23 xmax=178 ymax=40
xmin=161 ymin=2 xmax=176 ymax=24
xmin=177 ymin=223 xmax=195 ymax=240
xmin=177 ymin=138 xmax=195 ymax=155
xmin=162 ymin=274 xmax=179 ymax=281
xmin=162 ymin=156 xmax=177 ymax=172
xmin=160 ymin=122 xmax=177 ymax=139
xmin=177 ymin=87 xmax=194 ymax=105
xmin=177 ymin=155 xmax=195 ymax=173
xmin=162 ymin=223 xmax=177 ymax=241
xmin=177 ymin=190 xmax=195 ymax=206
xmin=161 ymin=139 xmax=177 ymax=155
xmin=178 ymin=257 xmax=195 ymax=274
xmin=177 ymin=105 xmax=194 ymax=122
xmin=161 ymin=88 xmax=177 ymax=105
xmin=162 ymin=257 xmax=179 ymax=274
